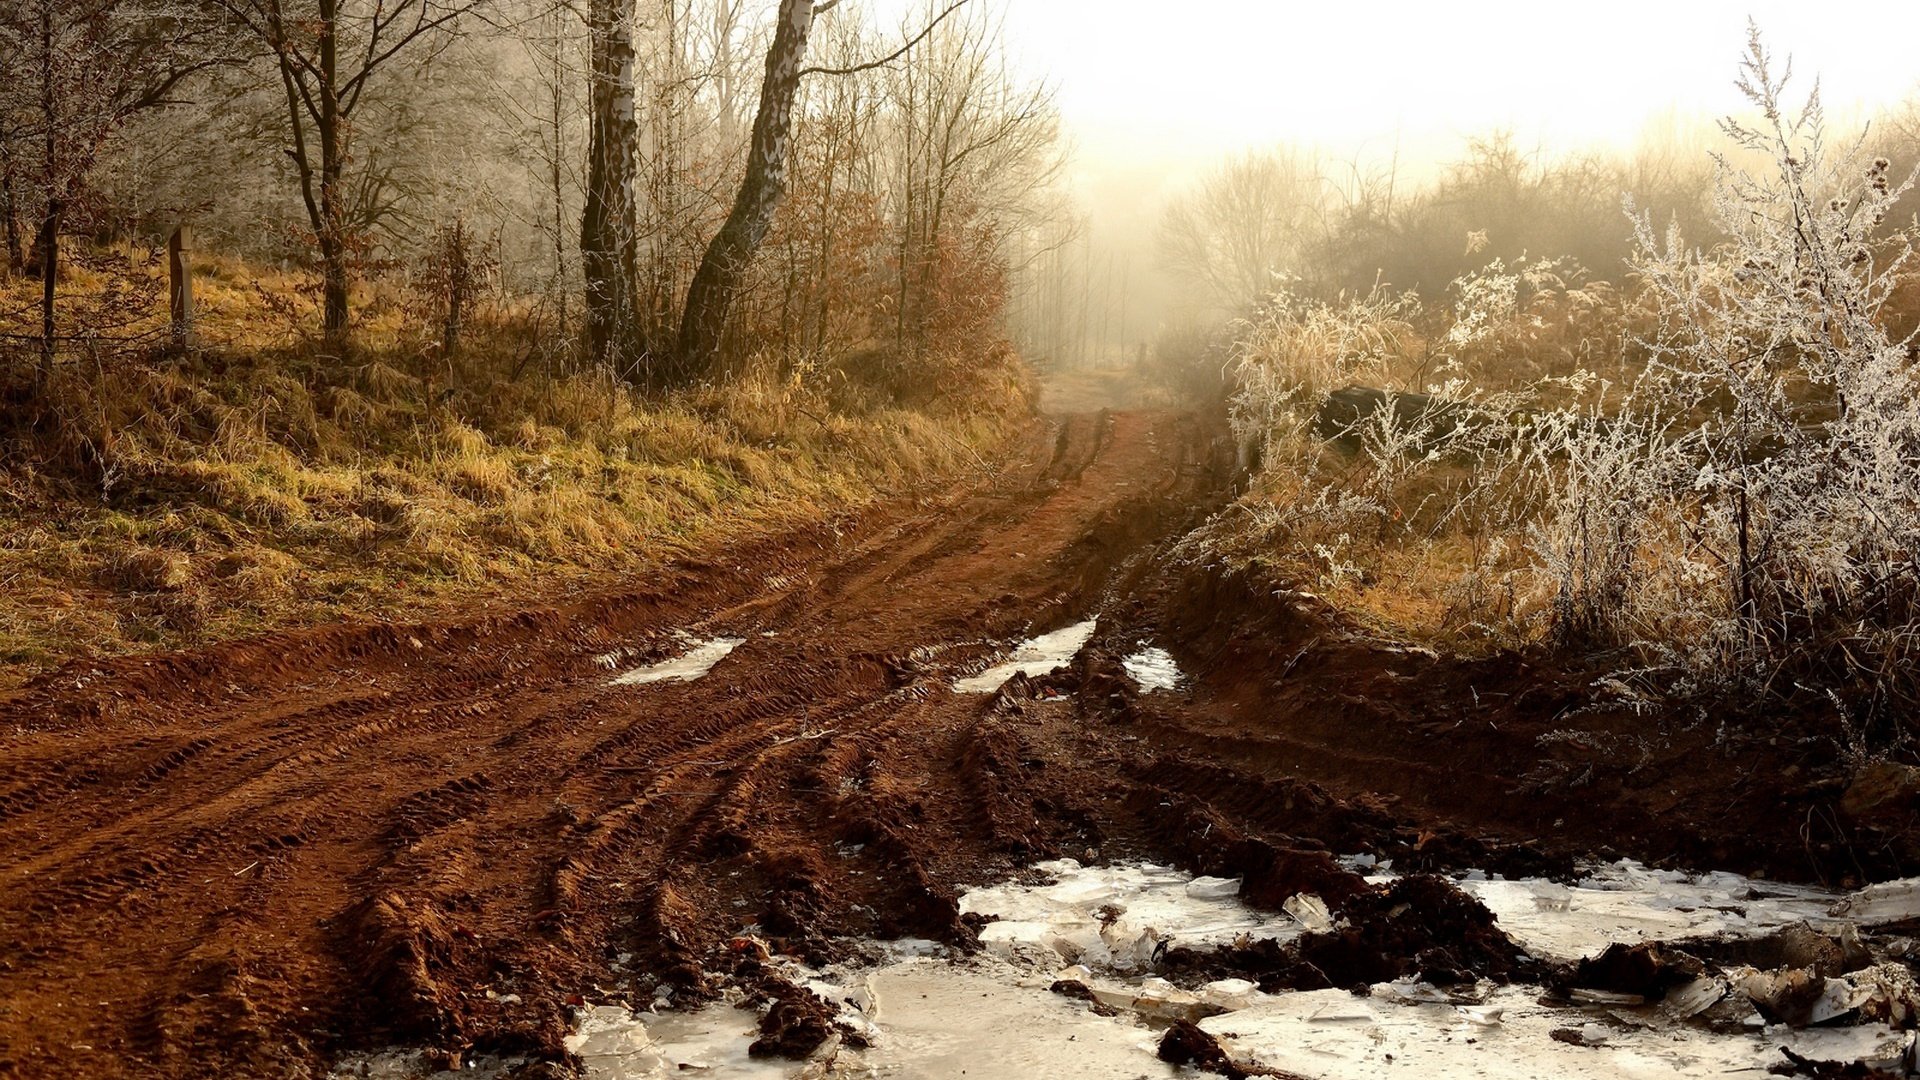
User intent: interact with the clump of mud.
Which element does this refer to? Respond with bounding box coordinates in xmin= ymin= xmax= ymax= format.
xmin=1557 ymin=941 xmax=1705 ymax=1001
xmin=1157 ymin=1019 xmax=1293 ymax=1079
xmin=746 ymin=976 xmax=837 ymax=1059
xmin=1128 ymin=788 xmax=1372 ymax=911
xmin=1161 ymin=873 xmax=1536 ymax=992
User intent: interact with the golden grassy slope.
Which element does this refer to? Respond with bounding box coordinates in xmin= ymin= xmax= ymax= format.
xmin=0 ymin=253 xmax=1028 ymax=686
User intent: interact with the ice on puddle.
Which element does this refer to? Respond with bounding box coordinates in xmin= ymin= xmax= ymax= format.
xmin=361 ymin=857 xmax=1920 ymax=1080
xmin=1456 ymin=858 xmax=1856 ymax=962
xmin=1833 ymin=878 xmax=1920 ymax=924
xmin=953 ymin=620 xmax=1098 ymax=692
xmin=960 ymin=858 xmax=1300 ymax=968
xmin=1283 ymin=892 xmax=1334 ymax=931
xmin=563 ymin=1005 xmax=659 ymax=1070
xmin=1086 ymin=976 xmax=1222 ymax=1024
xmin=1458 ymin=1004 xmax=1505 ymax=1026
xmin=549 ymin=954 xmax=1180 ymax=1080
xmin=1120 ymin=645 xmax=1182 ymax=692
xmin=1201 ymin=986 xmax=1918 ymax=1080
xmin=1308 ymin=999 xmax=1376 ymax=1024
xmin=1185 ymin=875 xmax=1241 ymax=899
xmin=608 ymin=636 xmax=744 ymax=686
xmin=1200 ymin=978 xmax=1260 ymax=1010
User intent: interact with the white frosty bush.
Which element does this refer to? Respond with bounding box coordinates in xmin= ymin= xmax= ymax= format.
xmin=1533 ymin=28 xmax=1920 ymax=735
xmin=1223 ymin=29 xmax=1920 ymax=742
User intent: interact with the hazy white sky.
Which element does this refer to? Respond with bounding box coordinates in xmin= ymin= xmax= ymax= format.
xmin=983 ymin=1 xmax=1920 ymax=161
xmin=862 ymin=0 xmax=1920 ymax=330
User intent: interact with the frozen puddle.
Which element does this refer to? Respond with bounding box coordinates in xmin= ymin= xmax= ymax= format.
xmin=953 ymin=619 xmax=1098 ymax=692
xmin=963 ymin=860 xmax=1298 ymax=966
xmin=548 ymin=957 xmax=1176 ymax=1080
xmin=1457 ymin=859 xmax=1850 ymax=962
xmin=339 ymin=858 xmax=1920 ymax=1079
xmin=608 ymin=636 xmax=744 ymax=687
xmin=1121 ymin=645 xmax=1182 ymax=692
xmin=1204 ymin=985 xmax=1914 ymax=1079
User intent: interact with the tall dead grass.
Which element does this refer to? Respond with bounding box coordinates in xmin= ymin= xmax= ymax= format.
xmin=0 ymin=255 xmax=1028 ymax=684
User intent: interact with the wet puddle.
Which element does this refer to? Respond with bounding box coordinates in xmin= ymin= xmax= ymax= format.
xmin=953 ymin=619 xmax=1098 ymax=693
xmin=1121 ymin=645 xmax=1182 ymax=692
xmin=607 ymin=636 xmax=745 ymax=687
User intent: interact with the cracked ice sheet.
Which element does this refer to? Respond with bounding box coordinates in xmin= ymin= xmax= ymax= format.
xmin=953 ymin=620 xmax=1098 ymax=692
xmin=959 ymin=858 xmax=1299 ymax=968
xmin=1201 ymin=986 xmax=1916 ymax=1080
xmin=342 ymin=858 xmax=1920 ymax=1080
xmin=1453 ymin=860 xmax=1849 ymax=963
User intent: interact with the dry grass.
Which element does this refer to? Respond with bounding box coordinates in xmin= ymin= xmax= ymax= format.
xmin=1198 ymin=431 xmax=1550 ymax=656
xmin=0 ymin=254 xmax=1028 ymax=687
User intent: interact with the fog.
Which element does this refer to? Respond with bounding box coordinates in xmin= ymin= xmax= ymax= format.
xmin=858 ymin=0 xmax=1920 ymax=365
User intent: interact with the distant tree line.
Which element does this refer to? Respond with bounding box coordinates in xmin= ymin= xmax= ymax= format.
xmin=1160 ymin=121 xmax=1920 ymax=319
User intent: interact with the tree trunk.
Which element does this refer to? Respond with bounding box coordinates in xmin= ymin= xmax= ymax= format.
xmin=443 ymin=217 xmax=467 ymax=358
xmin=581 ymin=0 xmax=641 ymax=371
xmin=0 ymin=144 xmax=20 ymax=277
xmin=316 ymin=0 xmax=349 ymax=345
xmin=34 ymin=0 xmax=55 ymax=381
xmin=673 ymin=0 xmax=815 ymax=384
xmin=547 ymin=8 xmax=569 ymax=341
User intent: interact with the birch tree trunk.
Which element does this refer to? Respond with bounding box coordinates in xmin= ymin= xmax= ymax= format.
xmin=672 ymin=0 xmax=815 ymax=384
xmin=581 ymin=0 xmax=642 ymax=370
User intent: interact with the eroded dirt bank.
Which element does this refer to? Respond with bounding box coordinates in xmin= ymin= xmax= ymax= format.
xmin=0 ymin=408 xmax=1904 ymax=1078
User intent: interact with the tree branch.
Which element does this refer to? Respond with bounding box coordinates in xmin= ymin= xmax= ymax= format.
xmin=796 ymin=0 xmax=967 ymax=78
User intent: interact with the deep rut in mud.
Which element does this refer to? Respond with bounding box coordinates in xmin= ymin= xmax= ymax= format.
xmin=0 ymin=409 xmax=1900 ymax=1079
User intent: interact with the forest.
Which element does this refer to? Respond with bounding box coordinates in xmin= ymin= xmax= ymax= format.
xmin=3 ymin=4 xmax=1920 ymax=1079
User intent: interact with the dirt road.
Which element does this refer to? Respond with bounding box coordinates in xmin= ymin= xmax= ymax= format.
xmin=0 ymin=408 xmax=1889 ymax=1078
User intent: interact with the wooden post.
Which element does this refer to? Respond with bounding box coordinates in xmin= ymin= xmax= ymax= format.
xmin=36 ymin=208 xmax=56 ymax=383
xmin=443 ymin=216 xmax=466 ymax=359
xmin=168 ymin=224 xmax=194 ymax=349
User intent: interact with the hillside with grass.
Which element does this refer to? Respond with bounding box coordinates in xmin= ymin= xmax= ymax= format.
xmin=0 ymin=0 xmax=1062 ymax=687
xmin=0 ymin=258 xmax=1029 ymax=685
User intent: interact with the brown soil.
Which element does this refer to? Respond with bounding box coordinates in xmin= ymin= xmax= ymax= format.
xmin=0 ymin=408 xmax=1894 ymax=1078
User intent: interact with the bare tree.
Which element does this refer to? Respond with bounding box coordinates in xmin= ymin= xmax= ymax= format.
xmin=880 ymin=0 xmax=1058 ymax=356
xmin=672 ymin=0 xmax=972 ymax=383
xmin=210 ymin=0 xmax=481 ymax=346
xmin=494 ymin=0 xmax=586 ymax=344
xmin=0 ymin=0 xmax=229 ymax=378
xmin=1158 ymin=149 xmax=1323 ymax=315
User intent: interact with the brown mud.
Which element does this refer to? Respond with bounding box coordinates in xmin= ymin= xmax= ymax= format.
xmin=0 ymin=407 xmax=1900 ymax=1078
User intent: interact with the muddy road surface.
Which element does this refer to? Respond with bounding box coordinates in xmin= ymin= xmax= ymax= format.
xmin=0 ymin=409 xmax=1890 ymax=1078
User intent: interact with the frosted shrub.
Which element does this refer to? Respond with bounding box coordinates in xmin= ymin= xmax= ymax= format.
xmin=1225 ymin=285 xmax=1418 ymax=461
xmin=1538 ymin=29 xmax=1920 ymax=731
xmin=1222 ymin=275 xmax=1553 ymax=605
xmin=1216 ymin=29 xmax=1919 ymax=739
